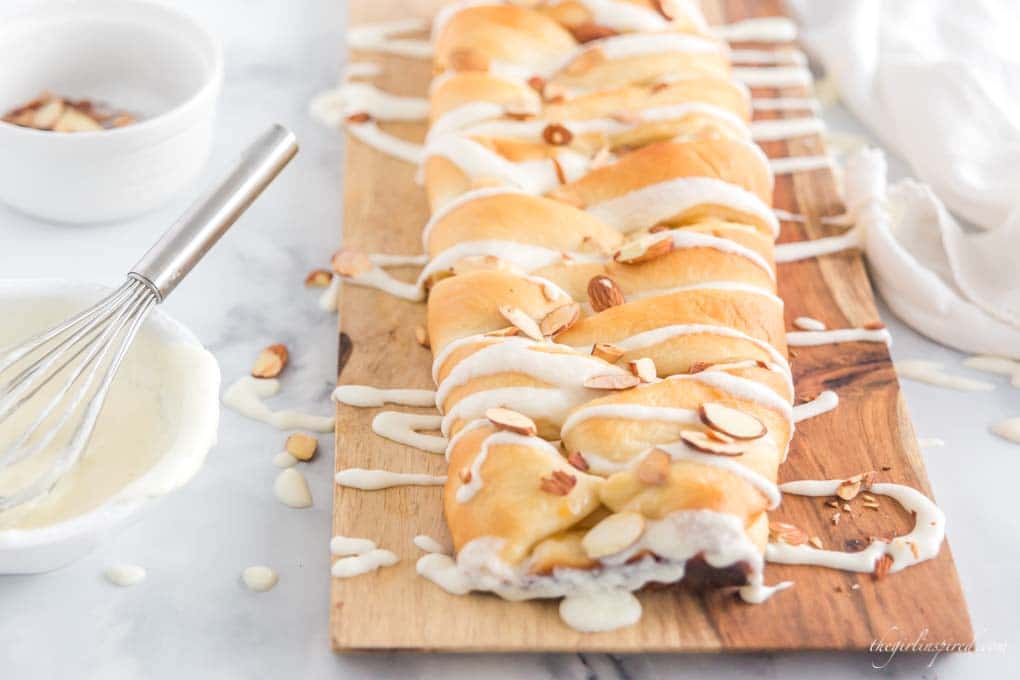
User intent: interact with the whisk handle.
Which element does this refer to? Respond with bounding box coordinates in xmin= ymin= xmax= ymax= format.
xmin=130 ymin=124 xmax=299 ymax=301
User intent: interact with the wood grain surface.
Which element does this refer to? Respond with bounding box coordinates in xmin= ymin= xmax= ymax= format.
xmin=330 ymin=0 xmax=973 ymax=653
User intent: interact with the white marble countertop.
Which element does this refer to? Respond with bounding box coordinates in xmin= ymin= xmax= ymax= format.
xmin=1 ymin=1 xmax=1017 ymax=678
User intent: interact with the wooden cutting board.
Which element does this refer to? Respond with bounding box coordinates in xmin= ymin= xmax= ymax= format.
xmin=331 ymin=0 xmax=972 ymax=652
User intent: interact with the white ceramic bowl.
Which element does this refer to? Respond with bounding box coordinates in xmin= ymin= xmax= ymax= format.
xmin=0 ymin=279 xmax=220 ymax=573
xmin=0 ymin=1 xmax=223 ymax=223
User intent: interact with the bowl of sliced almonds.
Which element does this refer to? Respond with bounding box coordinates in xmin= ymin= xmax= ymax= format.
xmin=0 ymin=0 xmax=223 ymax=223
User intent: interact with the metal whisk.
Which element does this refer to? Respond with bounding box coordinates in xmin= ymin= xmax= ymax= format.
xmin=0 ymin=125 xmax=298 ymax=512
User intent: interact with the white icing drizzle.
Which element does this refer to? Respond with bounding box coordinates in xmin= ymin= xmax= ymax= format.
xmin=770 ymin=155 xmax=833 ymax=176
xmin=733 ymin=66 xmax=812 ymax=88
xmin=272 ymin=451 xmax=298 ymax=468
xmin=223 ymin=377 xmax=336 ymax=432
xmin=241 ymin=566 xmax=278 ymax=592
xmin=768 ymin=480 xmax=946 ymax=576
xmin=331 ymin=549 xmax=400 ymax=578
xmin=441 ymin=385 xmax=576 ymax=436
xmin=416 ymin=552 xmax=473 ymax=595
xmin=344 ymin=120 xmax=424 ymax=164
xmin=331 ymin=535 xmax=378 ymax=556
xmin=344 ymin=61 xmax=383 ymax=79
xmin=917 ymin=437 xmax=946 ymax=449
xmin=348 ymin=18 xmax=432 ymax=58
xmin=456 ymin=429 xmax=566 ymax=503
xmin=739 ymin=574 xmax=793 ymax=604
xmin=774 ymin=226 xmax=861 ymax=263
xmin=333 ymin=385 xmax=436 ymax=407
xmin=413 ymin=534 xmax=450 ymax=554
xmin=713 ymin=17 xmax=798 ymax=43
xmin=369 ymin=253 xmax=429 ymax=267
xmin=991 ymin=417 xmax=1020 ymax=444
xmin=613 ymin=280 xmax=784 ymax=309
xmin=752 ymin=97 xmax=821 ymax=113
xmin=421 ymin=186 xmax=523 ymax=248
xmin=559 ymin=591 xmax=642 ymax=632
xmin=681 ymin=370 xmax=793 ymax=421
xmin=309 ymin=82 xmax=429 ymax=126
xmin=274 ymin=468 xmax=313 ymax=508
xmin=750 ymin=117 xmax=825 ymax=142
xmin=318 ymin=277 xmax=340 ymax=312
xmin=335 ymin=468 xmax=447 ymax=490
xmin=372 ymin=411 xmax=447 ymax=453
xmin=793 ymin=316 xmax=826 ymax=331
xmin=963 ymin=355 xmax=1020 ymax=387
xmin=773 ymin=208 xmax=854 ymax=227
xmin=793 ymin=390 xmax=839 ymax=423
xmin=579 ymin=31 xmax=725 ymax=60
xmin=787 ymin=327 xmax=892 ymax=347
xmin=730 ymin=48 xmax=807 ymax=66
xmin=650 ymin=440 xmax=782 ymax=508
xmin=585 ymin=176 xmax=779 ymax=237
xmin=895 ymin=360 xmax=996 ymax=392
xmin=105 ymin=564 xmax=146 ymax=587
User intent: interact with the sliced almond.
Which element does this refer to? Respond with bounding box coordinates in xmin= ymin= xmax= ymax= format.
xmin=550 ymin=156 xmax=567 ymax=184
xmin=345 ymin=111 xmax=371 ymax=124
xmin=628 ymin=357 xmax=657 ymax=383
xmin=698 ymin=402 xmax=767 ymax=441
xmin=109 ymin=113 xmax=136 ymax=128
xmin=614 ymin=234 xmax=674 ymax=264
xmin=587 ymin=275 xmax=625 ymax=312
xmin=591 ymin=342 xmax=624 ymax=364
xmin=863 ymin=321 xmax=886 ymax=330
xmin=304 ymin=269 xmax=333 ymax=287
xmin=252 ymin=344 xmax=288 ymax=379
xmin=836 ymin=471 xmax=877 ymax=501
xmin=542 ymin=123 xmax=573 ymax=146
xmin=808 ymin=536 xmax=824 ymax=549
xmin=539 ymin=470 xmax=577 ymax=496
xmin=331 ymin=250 xmax=373 ymax=277
xmin=53 ymin=107 xmax=102 ymax=132
xmin=414 ymin=325 xmax=430 ymax=348
xmin=285 ymin=432 xmax=318 ymax=461
xmin=569 ymin=21 xmax=617 ymax=43
xmin=567 ymin=451 xmax=590 ymax=472
xmin=873 ymin=554 xmax=893 ymax=580
xmin=637 ymin=449 xmax=670 ymax=485
xmin=591 ymin=146 xmax=613 ymax=169
xmin=705 ymin=428 xmax=735 ymax=444
xmin=539 ymin=302 xmax=580 ymax=337
xmin=32 ymin=98 xmax=65 ymax=129
xmin=582 ymin=512 xmax=645 ymax=559
xmin=485 ymin=326 xmax=520 ymax=338
xmin=526 ymin=76 xmax=546 ymax=93
xmin=583 ymin=373 xmax=640 ymax=390
xmin=497 ymin=305 xmax=543 ymax=341
xmin=680 ymin=430 xmax=745 ymax=456
xmin=485 ymin=407 xmax=537 ymax=436
xmin=769 ymin=521 xmax=808 ymax=546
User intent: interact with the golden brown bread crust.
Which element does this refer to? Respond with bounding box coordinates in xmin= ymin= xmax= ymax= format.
xmin=543 ymin=78 xmax=751 ymax=122
xmin=430 ymin=72 xmax=541 ymax=122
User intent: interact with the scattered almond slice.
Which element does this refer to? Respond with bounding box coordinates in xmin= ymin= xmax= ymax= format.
xmin=345 ymin=112 xmax=371 ymax=124
xmin=414 ymin=325 xmax=430 ymax=348
xmin=331 ymin=250 xmax=373 ymax=277
xmin=485 ymin=326 xmax=520 ymax=338
xmin=769 ymin=521 xmax=808 ymax=546
xmin=485 ymin=407 xmax=537 ymax=436
xmin=583 ymin=373 xmax=640 ymax=390
xmin=32 ymin=98 xmax=65 ymax=129
xmin=680 ymin=430 xmax=745 ymax=456
xmin=591 ymin=342 xmax=624 ymax=364
xmin=305 ymin=269 xmax=333 ymax=287
xmin=587 ymin=275 xmax=625 ymax=312
xmin=699 ymin=402 xmax=767 ymax=440
xmin=252 ymin=344 xmax=288 ymax=379
xmin=54 ymin=107 xmax=102 ymax=132
xmin=809 ymin=536 xmax=824 ymax=549
xmin=498 ymin=305 xmax=543 ymax=341
xmin=285 ymin=432 xmax=318 ymax=461
xmin=832 ymin=512 xmax=841 ymax=525
xmin=836 ymin=471 xmax=877 ymax=501
xmin=873 ymin=554 xmax=893 ymax=580
xmin=582 ymin=512 xmax=645 ymax=559
xmin=539 ymin=470 xmax=577 ymax=496
xmin=862 ymin=321 xmax=886 ymax=330
xmin=614 ymin=233 xmax=674 ymax=264
xmin=637 ymin=449 xmax=670 ymax=485
xmin=567 ymin=451 xmax=590 ymax=472
xmin=628 ymin=357 xmax=657 ymax=383
xmin=539 ymin=302 xmax=580 ymax=337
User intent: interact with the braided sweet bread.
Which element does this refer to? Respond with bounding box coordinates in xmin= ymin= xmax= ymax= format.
xmin=416 ymin=0 xmax=792 ymax=617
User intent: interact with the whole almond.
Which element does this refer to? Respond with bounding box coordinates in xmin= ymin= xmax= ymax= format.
xmin=587 ymin=275 xmax=625 ymax=312
xmin=539 ymin=302 xmax=580 ymax=337
xmin=498 ymin=305 xmax=543 ymax=341
xmin=584 ymin=373 xmax=640 ymax=390
xmin=591 ymin=342 xmax=625 ymax=364
xmin=285 ymin=432 xmax=318 ymax=461
xmin=252 ymin=344 xmax=289 ymax=379
xmin=485 ymin=407 xmax=537 ymax=436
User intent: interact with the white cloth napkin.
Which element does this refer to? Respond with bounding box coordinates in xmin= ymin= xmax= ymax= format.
xmin=788 ymin=0 xmax=1020 ymax=358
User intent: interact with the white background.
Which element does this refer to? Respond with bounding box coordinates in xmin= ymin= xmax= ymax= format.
xmin=0 ymin=1 xmax=1017 ymax=678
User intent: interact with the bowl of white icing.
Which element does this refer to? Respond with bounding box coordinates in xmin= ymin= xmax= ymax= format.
xmin=0 ymin=279 xmax=220 ymax=573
